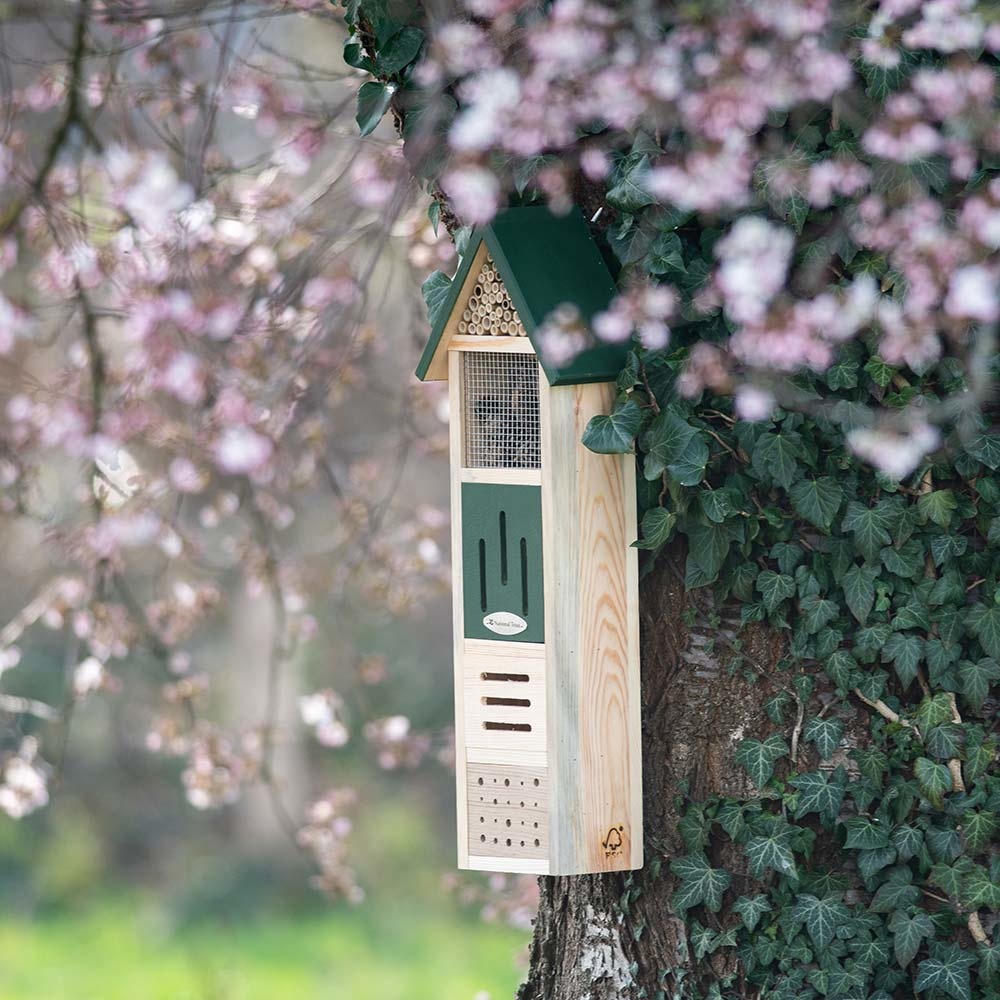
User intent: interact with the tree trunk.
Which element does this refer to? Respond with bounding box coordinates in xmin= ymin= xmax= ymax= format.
xmin=516 ymin=542 xmax=785 ymax=1000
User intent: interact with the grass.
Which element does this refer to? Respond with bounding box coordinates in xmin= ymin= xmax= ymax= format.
xmin=0 ymin=896 xmax=528 ymax=1000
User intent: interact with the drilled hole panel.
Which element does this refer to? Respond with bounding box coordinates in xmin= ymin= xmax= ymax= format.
xmin=467 ymin=763 xmax=548 ymax=860
xmin=462 ymin=352 xmax=541 ymax=470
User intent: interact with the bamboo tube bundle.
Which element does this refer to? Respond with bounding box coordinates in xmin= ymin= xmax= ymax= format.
xmin=458 ymin=254 xmax=535 ymax=337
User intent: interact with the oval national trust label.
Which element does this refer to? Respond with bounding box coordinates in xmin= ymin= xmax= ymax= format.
xmin=483 ymin=611 xmax=527 ymax=636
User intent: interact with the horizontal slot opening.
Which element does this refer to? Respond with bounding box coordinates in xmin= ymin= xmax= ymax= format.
xmin=482 ymin=697 xmax=531 ymax=707
xmin=483 ymin=722 xmax=532 ymax=732
xmin=480 ymin=672 xmax=529 ymax=683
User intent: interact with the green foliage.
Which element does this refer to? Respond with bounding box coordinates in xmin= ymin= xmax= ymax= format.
xmin=735 ymin=735 xmax=789 ymax=789
xmin=610 ymin=327 xmax=1000 ymax=996
xmin=670 ymin=854 xmax=732 ymax=913
xmin=582 ymin=398 xmax=643 ymax=453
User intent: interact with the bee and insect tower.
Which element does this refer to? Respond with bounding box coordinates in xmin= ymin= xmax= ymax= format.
xmin=416 ymin=206 xmax=642 ymax=875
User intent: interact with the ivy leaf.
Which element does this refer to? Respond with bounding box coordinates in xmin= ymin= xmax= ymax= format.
xmin=864 ymin=355 xmax=896 ymax=388
xmin=686 ymin=521 xmax=740 ymax=582
xmin=790 ymin=769 xmax=846 ymax=822
xmin=888 ymin=910 xmax=934 ymax=968
xmin=872 ymin=877 xmax=921 ymax=912
xmin=841 ymin=502 xmax=894 ymax=563
xmin=421 ymin=270 xmax=453 ymax=329
xmin=735 ymin=735 xmax=790 ymax=789
xmin=925 ymin=723 xmax=963 ymax=761
xmin=751 ymin=432 xmax=803 ymax=490
xmin=915 ymin=943 xmax=975 ymax=1000
xmin=881 ymin=540 xmax=924 ymax=579
xmin=792 ymin=894 xmax=850 ymax=951
xmin=733 ymin=894 xmax=772 ymax=933
xmin=670 ymin=853 xmax=731 ymax=913
xmin=643 ymin=410 xmax=696 ymax=480
xmin=968 ymin=604 xmax=1000 ymax=660
xmin=843 ymin=564 xmax=877 ymax=624
xmin=647 ymin=231 xmax=686 ymax=275
xmin=799 ymin=594 xmax=839 ymax=635
xmin=789 ymin=477 xmax=844 ymax=532
xmin=825 ymin=650 xmax=858 ymax=691
xmin=634 ymin=507 xmax=676 ymax=550
xmin=355 ymin=80 xmax=396 ymax=136
xmin=715 ymin=801 xmax=746 ymax=840
xmin=914 ymin=757 xmax=953 ymax=808
xmin=966 ymin=430 xmax=1000 ymax=470
xmin=917 ymin=489 xmax=957 ymax=528
xmin=375 ymin=25 xmax=424 ymax=74
xmin=757 ymin=570 xmax=796 ymax=613
xmin=961 ymin=864 xmax=1000 ymax=909
xmin=803 ymin=717 xmax=844 ymax=761
xmin=958 ymin=657 xmax=1000 ymax=712
xmin=882 ymin=633 xmax=925 ymax=689
xmin=858 ymin=846 xmax=897 ymax=883
xmin=668 ymin=433 xmax=710 ymax=486
xmin=843 ymin=816 xmax=890 ymax=850
xmin=583 ymin=399 xmax=643 ymax=454
xmin=607 ymin=153 xmax=655 ymax=213
xmin=746 ymin=827 xmax=798 ymax=880
xmin=915 ymin=693 xmax=954 ymax=730
xmin=962 ymin=810 xmax=1000 ymax=853
xmin=892 ymin=824 xmax=923 ymax=861
xmin=929 ymin=859 xmax=973 ymax=900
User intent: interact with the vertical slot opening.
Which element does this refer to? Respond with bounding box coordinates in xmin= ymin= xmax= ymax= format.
xmin=478 ymin=538 xmax=487 ymax=612
xmin=499 ymin=511 xmax=508 ymax=585
xmin=520 ymin=537 xmax=529 ymax=616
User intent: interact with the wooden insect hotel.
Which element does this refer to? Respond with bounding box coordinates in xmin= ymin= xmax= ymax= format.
xmin=416 ymin=206 xmax=642 ymax=875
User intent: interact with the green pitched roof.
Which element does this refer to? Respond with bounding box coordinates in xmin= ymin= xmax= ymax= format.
xmin=415 ymin=206 xmax=626 ymax=386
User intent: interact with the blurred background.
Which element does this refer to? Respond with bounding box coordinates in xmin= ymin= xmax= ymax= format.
xmin=0 ymin=4 xmax=532 ymax=998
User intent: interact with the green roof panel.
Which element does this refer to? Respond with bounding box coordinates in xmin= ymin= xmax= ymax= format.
xmin=415 ymin=206 xmax=626 ymax=386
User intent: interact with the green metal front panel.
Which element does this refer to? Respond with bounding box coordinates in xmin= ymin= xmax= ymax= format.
xmin=461 ymin=483 xmax=544 ymax=643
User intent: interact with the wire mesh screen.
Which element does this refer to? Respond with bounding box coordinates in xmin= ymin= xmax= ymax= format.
xmin=462 ymin=352 xmax=541 ymax=469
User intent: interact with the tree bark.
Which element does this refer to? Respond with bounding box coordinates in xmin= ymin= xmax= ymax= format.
xmin=516 ymin=542 xmax=785 ymax=1000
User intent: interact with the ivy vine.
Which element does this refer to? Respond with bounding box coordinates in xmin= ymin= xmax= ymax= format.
xmin=587 ymin=335 xmax=1000 ymax=1000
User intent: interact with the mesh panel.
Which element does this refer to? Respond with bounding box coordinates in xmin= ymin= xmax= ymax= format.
xmin=462 ymin=352 xmax=541 ymax=469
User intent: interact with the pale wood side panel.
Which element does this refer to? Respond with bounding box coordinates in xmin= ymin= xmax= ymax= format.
xmin=541 ymin=382 xmax=642 ymax=875
xmin=448 ymin=350 xmax=469 ymax=867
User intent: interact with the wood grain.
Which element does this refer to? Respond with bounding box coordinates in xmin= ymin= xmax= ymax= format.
xmin=540 ymin=381 xmax=642 ymax=874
